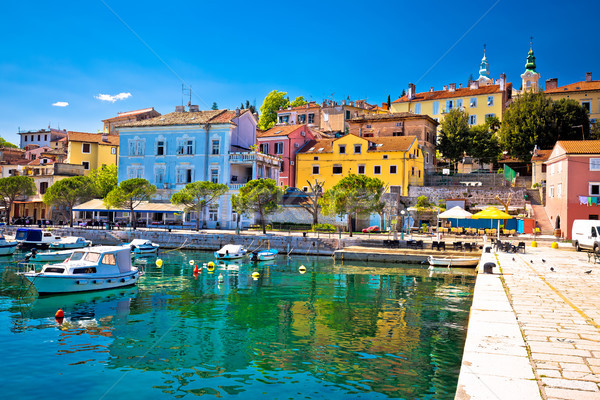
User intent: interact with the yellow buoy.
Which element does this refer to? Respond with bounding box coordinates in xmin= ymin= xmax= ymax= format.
xmin=299 ymin=265 xmax=307 ymax=274
xmin=551 ymin=242 xmax=559 ymax=249
xmin=530 ymin=241 xmax=538 ymax=247
xmin=252 ymin=271 xmax=260 ymax=280
xmin=207 ymin=261 xmax=215 ymax=268
xmin=156 ymin=258 xmax=163 ymax=268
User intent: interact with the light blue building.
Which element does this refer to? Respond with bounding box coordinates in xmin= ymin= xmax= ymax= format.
xmin=117 ymin=106 xmax=281 ymax=229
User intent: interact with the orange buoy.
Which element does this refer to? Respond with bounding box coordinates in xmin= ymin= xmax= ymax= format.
xmin=55 ymin=309 xmax=64 ymax=318
xmin=193 ymin=265 xmax=199 ymax=274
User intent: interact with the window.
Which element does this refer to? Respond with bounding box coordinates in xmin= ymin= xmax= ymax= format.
xmin=426 ymin=152 xmax=430 ymax=164
xmin=209 ymin=205 xmax=219 ymax=222
xmin=411 ymin=167 xmax=415 ymax=176
xmin=358 ymin=165 xmax=365 ymax=174
xmin=548 ymin=185 xmax=555 ymax=197
xmin=30 ymin=135 xmax=34 ymax=141
xmin=82 ymin=143 xmax=91 ymax=153
xmin=354 ymin=144 xmax=361 ymax=154
xmin=44 ymin=135 xmax=47 ymax=141
xmin=37 ymin=135 xmax=40 ymax=141
xmin=542 ymin=164 xmax=547 ymax=173
xmin=457 ymin=99 xmax=463 ymax=108
xmin=374 ymin=165 xmax=381 ymax=174
xmin=308 ymin=113 xmax=315 ymax=124
xmin=383 ymin=155 xmax=388 ymax=159
xmin=333 ymin=164 xmax=342 ymax=174
xmin=260 ymin=143 xmax=269 ymax=154
xmin=395 ymin=122 xmax=402 ymax=127
xmin=127 ymin=166 xmax=144 ymax=179
xmin=345 ymin=110 xmax=351 ymax=119
xmin=102 ymin=253 xmax=116 ymax=265
xmin=298 ymin=114 xmax=306 ymax=123
xmin=485 ymin=113 xmax=496 ymax=121
xmin=177 ymin=168 xmax=194 ymax=183
xmin=557 ymin=183 xmax=562 ymax=197
xmin=279 ymin=115 xmax=289 ymax=124
xmin=432 ymin=101 xmax=439 ymax=115
xmin=590 ymin=159 xmax=600 ymax=171
xmin=338 ymin=145 xmax=346 ymax=154
xmin=366 ymin=124 xmax=372 ymax=129
xmin=111 ymin=147 xmax=116 ymax=154
xmin=210 ymin=169 xmax=219 ymax=183
xmin=470 ymin=98 xmax=477 ymax=108
xmin=445 ymin=100 xmax=454 ymax=112
xmin=312 ymin=165 xmax=320 ymax=174
xmin=39 ymin=182 xmax=48 ymax=194
xmin=155 ymin=167 xmax=166 ymax=185
xmin=177 ymin=139 xmax=194 ymax=155
xmin=128 ymin=138 xmax=145 ymax=156
xmin=156 ymin=140 xmax=165 ymax=156
xmin=82 ymin=161 xmax=90 ymax=170
xmin=211 ymin=140 xmax=220 ymax=155
xmin=280 ymin=163 xmax=284 ymax=172
xmin=24 ymin=136 xmax=27 ymax=142
xmin=186 ymin=140 xmax=193 ymax=155
xmin=582 ymin=101 xmax=591 ymax=113
xmin=469 ymin=115 xmax=477 ymax=125
xmin=274 ymin=142 xmax=284 ymax=154
xmin=487 ymin=96 xmax=494 ymax=106
xmin=390 ymin=165 xmax=397 ymax=174
xmin=557 ymin=161 xmax=562 ymax=173
xmin=313 ymin=156 xmax=319 ymax=160
xmin=590 ymin=183 xmax=600 ymax=196
xmin=414 ymin=103 xmax=421 ymax=114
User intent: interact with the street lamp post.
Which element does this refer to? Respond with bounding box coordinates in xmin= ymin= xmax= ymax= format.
xmin=400 ymin=210 xmax=406 ymax=240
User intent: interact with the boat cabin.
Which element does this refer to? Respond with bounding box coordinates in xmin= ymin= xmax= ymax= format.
xmin=40 ymin=246 xmax=133 ymax=276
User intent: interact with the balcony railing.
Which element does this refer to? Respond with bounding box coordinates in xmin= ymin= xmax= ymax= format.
xmin=229 ymin=151 xmax=281 ymax=165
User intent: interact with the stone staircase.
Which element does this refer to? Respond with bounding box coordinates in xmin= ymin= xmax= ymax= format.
xmin=525 ymin=188 xmax=542 ymax=205
xmin=531 ymin=204 xmax=554 ymax=235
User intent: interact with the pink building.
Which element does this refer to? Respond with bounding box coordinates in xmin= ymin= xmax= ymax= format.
xmin=545 ymin=140 xmax=600 ymax=239
xmin=256 ymin=125 xmax=320 ymax=188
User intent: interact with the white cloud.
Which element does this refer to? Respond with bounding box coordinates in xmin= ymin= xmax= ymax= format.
xmin=95 ymin=92 xmax=132 ymax=103
xmin=52 ymin=101 xmax=69 ymax=107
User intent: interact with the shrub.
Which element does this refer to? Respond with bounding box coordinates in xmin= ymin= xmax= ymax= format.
xmin=312 ymin=223 xmax=335 ymax=232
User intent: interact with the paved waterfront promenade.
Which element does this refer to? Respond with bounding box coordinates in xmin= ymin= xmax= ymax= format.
xmin=457 ymin=245 xmax=600 ymax=400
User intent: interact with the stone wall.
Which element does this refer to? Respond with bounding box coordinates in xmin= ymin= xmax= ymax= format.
xmin=408 ymin=186 xmax=527 ymax=208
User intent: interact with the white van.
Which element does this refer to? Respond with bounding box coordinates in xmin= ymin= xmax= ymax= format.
xmin=571 ymin=219 xmax=600 ymax=252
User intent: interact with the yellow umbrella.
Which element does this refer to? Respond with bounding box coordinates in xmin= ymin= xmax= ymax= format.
xmin=471 ymin=206 xmax=512 ymax=220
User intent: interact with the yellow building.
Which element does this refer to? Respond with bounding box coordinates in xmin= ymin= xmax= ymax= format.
xmin=296 ymin=134 xmax=423 ymax=195
xmin=390 ymin=49 xmax=512 ymax=126
xmin=66 ymin=131 xmax=119 ymax=174
xmin=545 ymin=72 xmax=600 ymax=123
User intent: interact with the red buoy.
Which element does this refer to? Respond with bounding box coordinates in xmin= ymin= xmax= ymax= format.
xmin=193 ymin=265 xmax=199 ymax=274
xmin=55 ymin=309 xmax=64 ymax=318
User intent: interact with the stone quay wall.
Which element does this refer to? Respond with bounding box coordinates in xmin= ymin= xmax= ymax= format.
xmin=408 ymin=186 xmax=527 ymax=208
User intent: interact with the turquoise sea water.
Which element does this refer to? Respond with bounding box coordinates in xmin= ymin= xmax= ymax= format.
xmin=0 ymin=250 xmax=475 ymax=400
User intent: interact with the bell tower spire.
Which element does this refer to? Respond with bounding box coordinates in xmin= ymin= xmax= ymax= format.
xmin=477 ymin=44 xmax=493 ymax=85
xmin=521 ymin=37 xmax=540 ymax=92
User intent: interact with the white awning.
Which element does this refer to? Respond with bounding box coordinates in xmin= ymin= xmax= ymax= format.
xmin=73 ymin=199 xmax=184 ymax=214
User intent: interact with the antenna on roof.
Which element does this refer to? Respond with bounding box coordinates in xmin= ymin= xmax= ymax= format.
xmin=182 ymin=84 xmax=192 ymax=107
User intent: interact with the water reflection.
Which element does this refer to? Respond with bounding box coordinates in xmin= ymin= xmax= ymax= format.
xmin=0 ymin=251 xmax=475 ymax=400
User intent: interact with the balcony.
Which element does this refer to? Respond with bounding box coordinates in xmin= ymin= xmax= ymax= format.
xmin=229 ymin=151 xmax=281 ymax=166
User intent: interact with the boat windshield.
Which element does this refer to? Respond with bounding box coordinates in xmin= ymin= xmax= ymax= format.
xmin=69 ymin=252 xmax=100 ymax=262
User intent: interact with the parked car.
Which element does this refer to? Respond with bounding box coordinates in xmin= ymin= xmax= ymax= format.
xmin=362 ymin=226 xmax=380 ymax=233
xmin=284 ymin=187 xmax=309 ymax=198
xmin=572 ymin=219 xmax=600 ymax=252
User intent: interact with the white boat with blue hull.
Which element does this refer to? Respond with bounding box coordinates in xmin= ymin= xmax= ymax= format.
xmin=0 ymin=232 xmax=17 ymax=256
xmin=49 ymin=236 xmax=91 ymax=250
xmin=214 ymin=244 xmax=247 ymax=260
xmin=26 ymin=248 xmax=75 ymax=263
xmin=251 ymin=249 xmax=278 ymax=262
xmin=21 ymin=246 xmax=142 ymax=295
xmin=126 ymin=239 xmax=159 ymax=256
xmin=15 ymin=228 xmax=61 ymax=250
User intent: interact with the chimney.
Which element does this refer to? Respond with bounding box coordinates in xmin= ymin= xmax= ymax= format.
xmin=470 ymin=80 xmax=479 ymax=90
xmin=408 ymin=83 xmax=416 ymax=99
xmin=546 ymin=78 xmax=558 ymax=90
xmin=459 ymin=83 xmax=463 ymax=89
xmin=235 ymin=107 xmax=240 ymax=116
xmin=102 ymin=132 xmax=109 ymax=142
xmin=586 ymin=72 xmax=593 ymax=82
xmin=189 ymin=105 xmax=199 ymax=112
xmin=442 ymin=85 xmax=448 ymax=91
xmin=430 ymin=87 xmax=434 ymax=92
xmin=500 ymin=73 xmax=506 ymax=91
xmin=449 ymin=83 xmax=456 ymax=92
xmin=175 ymin=105 xmax=185 ymax=112
xmin=342 ymin=100 xmax=346 ymax=105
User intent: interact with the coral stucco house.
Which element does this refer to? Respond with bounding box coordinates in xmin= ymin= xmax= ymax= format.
xmin=545 ymin=140 xmax=600 ymax=239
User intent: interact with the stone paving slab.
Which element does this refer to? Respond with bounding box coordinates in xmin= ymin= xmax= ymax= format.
xmin=457 ymin=244 xmax=600 ymax=399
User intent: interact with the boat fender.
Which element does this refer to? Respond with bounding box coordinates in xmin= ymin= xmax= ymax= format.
xmin=299 ymin=265 xmax=307 ymax=274
xmin=189 ymin=260 xmax=195 ymax=265
xmin=156 ymin=258 xmax=163 ymax=268
xmin=252 ymin=271 xmax=260 ymax=280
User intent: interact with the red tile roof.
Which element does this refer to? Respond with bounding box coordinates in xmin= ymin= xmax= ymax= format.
xmin=103 ymin=108 xmax=160 ymax=122
xmin=258 ymin=125 xmax=308 ymax=138
xmin=277 ymin=102 xmax=321 ymax=113
xmin=545 ymin=80 xmax=600 ymax=94
xmin=531 ymin=149 xmax=552 ymax=162
xmin=67 ymin=131 xmax=119 ymax=146
xmin=298 ymin=134 xmax=416 ymax=154
xmin=557 ymin=140 xmax=600 ymax=154
xmin=119 ymin=109 xmax=250 ymax=127
xmin=393 ymin=83 xmax=512 ymax=103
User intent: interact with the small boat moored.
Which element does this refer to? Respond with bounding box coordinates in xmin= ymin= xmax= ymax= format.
xmin=251 ymin=249 xmax=279 ymax=262
xmin=126 ymin=239 xmax=159 ymax=256
xmin=15 ymin=228 xmax=61 ymax=250
xmin=0 ymin=231 xmax=17 ymax=256
xmin=428 ymin=255 xmax=480 ymax=268
xmin=21 ymin=246 xmax=142 ymax=295
xmin=214 ymin=244 xmax=247 ymax=260
xmin=26 ymin=248 xmax=76 ymax=263
xmin=49 ymin=236 xmax=92 ymax=250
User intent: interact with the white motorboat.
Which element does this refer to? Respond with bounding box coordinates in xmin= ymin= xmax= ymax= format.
xmin=251 ymin=249 xmax=278 ymax=262
xmin=0 ymin=232 xmax=17 ymax=256
xmin=214 ymin=244 xmax=247 ymax=260
xmin=428 ymin=255 xmax=480 ymax=268
xmin=26 ymin=248 xmax=75 ymax=263
xmin=15 ymin=228 xmax=61 ymax=250
xmin=126 ymin=239 xmax=159 ymax=256
xmin=49 ymin=236 xmax=91 ymax=250
xmin=21 ymin=246 xmax=142 ymax=295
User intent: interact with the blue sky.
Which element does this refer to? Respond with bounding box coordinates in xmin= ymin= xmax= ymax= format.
xmin=1 ymin=1 xmax=597 ymax=144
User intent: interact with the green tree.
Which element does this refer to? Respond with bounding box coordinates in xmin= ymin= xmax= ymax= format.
xmin=298 ymin=180 xmax=324 ymax=227
xmin=401 ymin=89 xmax=406 ymax=97
xmin=211 ymin=102 xmax=218 ymax=110
xmin=104 ymin=178 xmax=156 ymax=228
xmin=485 ymin=115 xmax=501 ymax=133
xmin=591 ymin=120 xmax=600 ymax=140
xmin=500 ymin=91 xmax=555 ymax=162
xmin=0 ymin=137 xmax=18 ymax=148
xmin=470 ymin=124 xmax=501 ymax=165
xmin=258 ymin=90 xmax=289 ymax=130
xmin=0 ymin=176 xmax=36 ymax=224
xmin=43 ymin=176 xmax=94 ymax=227
xmin=88 ymin=165 xmax=118 ymax=198
xmin=438 ymin=108 xmax=471 ymax=165
xmin=170 ymin=181 xmax=228 ymax=231
xmin=320 ymin=174 xmax=385 ymax=237
xmin=231 ymin=179 xmax=282 ymax=234
xmin=386 ymin=95 xmax=391 ymax=110
xmin=552 ymin=98 xmax=590 ymax=140
xmin=289 ymin=96 xmax=307 ymax=108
